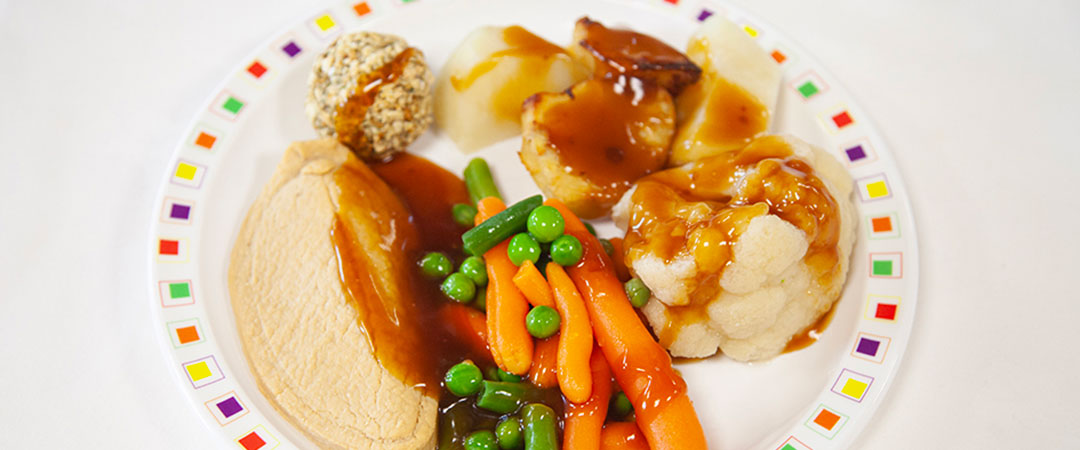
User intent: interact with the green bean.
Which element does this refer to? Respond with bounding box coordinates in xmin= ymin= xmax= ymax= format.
xmin=476 ymin=381 xmax=526 ymax=414
xmin=496 ymin=368 xmax=523 ymax=383
xmin=465 ymin=158 xmax=502 ymax=204
xmin=462 ymin=195 xmax=543 ymax=256
xmin=583 ymin=222 xmax=597 ymax=236
xmin=521 ymin=403 xmax=558 ymax=450
xmin=453 ymin=203 xmax=479 ymax=227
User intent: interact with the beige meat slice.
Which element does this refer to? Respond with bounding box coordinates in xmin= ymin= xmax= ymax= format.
xmin=228 ymin=138 xmax=436 ymax=449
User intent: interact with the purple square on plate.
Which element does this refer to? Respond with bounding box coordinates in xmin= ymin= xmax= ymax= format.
xmin=697 ymin=9 xmax=714 ymax=21
xmin=845 ymin=145 xmax=867 ymax=162
xmin=856 ymin=337 xmax=880 ymax=357
xmin=282 ymin=41 xmax=302 ymax=58
xmin=170 ymin=204 xmax=191 ymax=220
xmin=216 ymin=397 xmax=243 ymax=418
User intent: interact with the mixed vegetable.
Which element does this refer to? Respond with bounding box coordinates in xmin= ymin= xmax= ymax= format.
xmin=423 ymin=158 xmax=701 ymax=450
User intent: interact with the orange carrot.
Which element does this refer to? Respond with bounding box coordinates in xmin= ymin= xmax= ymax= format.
xmin=513 ymin=260 xmax=556 ymax=308
xmin=475 ymin=196 xmax=506 ymax=226
xmin=474 ymin=197 xmax=507 ymax=369
xmin=545 ymin=199 xmax=707 ymax=450
xmin=528 ymin=336 xmax=559 ymax=388
xmin=600 ymin=422 xmax=649 ymax=450
xmin=546 ymin=262 xmax=593 ymax=404
xmin=478 ymin=197 xmax=533 ymax=375
xmin=607 ymin=237 xmax=631 ymax=282
xmin=439 ymin=304 xmax=490 ymax=361
xmin=563 ymin=348 xmax=612 ymax=450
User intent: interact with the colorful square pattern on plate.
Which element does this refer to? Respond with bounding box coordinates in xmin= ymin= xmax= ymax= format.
xmin=805 ymin=404 xmax=849 ymax=439
xmin=167 ymin=318 xmax=203 ymax=347
xmin=237 ymin=425 xmax=279 ymax=450
xmin=156 ymin=238 xmax=189 ymax=263
xmin=866 ymin=212 xmax=900 ymax=239
xmin=777 ymin=436 xmax=813 ymax=450
xmin=856 ymin=173 xmax=892 ymax=202
xmin=159 ymin=280 xmax=195 ymax=308
xmin=869 ymin=252 xmax=902 ymax=278
xmin=205 ymin=391 xmax=249 ymax=426
xmin=819 ymin=105 xmax=855 ymax=134
xmin=865 ymin=294 xmax=901 ymax=322
xmin=183 ymin=355 xmax=225 ymax=389
xmin=851 ymin=332 xmax=891 ymax=364
xmin=791 ymin=71 xmax=829 ymax=100
xmin=831 ymin=369 xmax=874 ymax=403
xmin=171 ymin=160 xmax=206 ymax=189
xmin=161 ymin=197 xmax=194 ymax=224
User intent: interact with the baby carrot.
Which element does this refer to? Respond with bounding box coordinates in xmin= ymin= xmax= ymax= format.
xmin=439 ymin=304 xmax=491 ymax=363
xmin=546 ymin=262 xmax=593 ymax=404
xmin=475 ymin=197 xmax=507 ymax=369
xmin=544 ymin=199 xmax=707 ymax=450
xmin=600 ymin=422 xmax=649 ymax=450
xmin=479 ymin=197 xmax=534 ymax=375
xmin=512 ymin=260 xmax=556 ymax=308
xmin=528 ymin=336 xmax=559 ymax=388
xmin=563 ymin=348 xmax=612 ymax=450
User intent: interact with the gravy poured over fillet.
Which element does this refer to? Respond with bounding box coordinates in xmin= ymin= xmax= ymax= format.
xmin=229 ymin=139 xmax=474 ymax=449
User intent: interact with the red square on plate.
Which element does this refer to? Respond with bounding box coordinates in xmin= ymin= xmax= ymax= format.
xmin=238 ymin=432 xmax=266 ymax=450
xmin=832 ymin=111 xmax=853 ymax=128
xmin=247 ymin=61 xmax=267 ymax=78
xmin=875 ymin=303 xmax=897 ymax=320
xmin=159 ymin=240 xmax=179 ymax=255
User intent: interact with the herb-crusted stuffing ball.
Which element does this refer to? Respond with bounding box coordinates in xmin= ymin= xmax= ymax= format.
xmin=306 ymin=32 xmax=434 ymax=161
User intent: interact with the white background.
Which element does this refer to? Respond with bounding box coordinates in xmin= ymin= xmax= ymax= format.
xmin=1 ymin=0 xmax=1078 ymax=448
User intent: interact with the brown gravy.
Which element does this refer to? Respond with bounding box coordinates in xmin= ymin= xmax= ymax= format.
xmin=624 ymin=136 xmax=842 ymax=349
xmin=330 ymin=153 xmax=481 ymax=398
xmin=450 ymin=26 xmax=580 ymax=121
xmin=576 ymin=17 xmax=700 ymax=94
xmin=538 ymin=78 xmax=670 ymax=210
xmin=335 ymin=48 xmax=417 ymax=156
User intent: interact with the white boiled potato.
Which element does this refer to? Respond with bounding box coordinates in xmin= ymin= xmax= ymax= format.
xmin=434 ymin=26 xmax=588 ymax=153
xmin=670 ymin=16 xmax=782 ymax=165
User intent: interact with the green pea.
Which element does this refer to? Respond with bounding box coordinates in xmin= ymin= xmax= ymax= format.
xmin=453 ymin=203 xmax=479 ymax=227
xmin=599 ymin=238 xmax=615 ymax=257
xmin=583 ymin=222 xmax=598 ymax=236
xmin=495 ymin=416 xmax=524 ymax=449
xmin=525 ymin=306 xmax=560 ymax=339
xmin=507 ymin=233 xmax=541 ymax=266
xmin=465 ymin=430 xmax=499 ymax=450
xmin=549 ymin=235 xmax=583 ymax=266
xmin=609 ymin=392 xmax=633 ymax=419
xmin=624 ymin=277 xmax=651 ymax=308
xmin=496 ymin=368 xmax=523 ymax=383
xmin=445 ymin=361 xmax=483 ymax=396
xmin=473 ymin=287 xmax=487 ymax=312
xmin=419 ymin=252 xmax=452 ymax=278
xmin=484 ymin=366 xmax=501 ymax=381
xmin=526 ymin=205 xmax=565 ymax=243
xmin=442 ymin=273 xmax=477 ymax=303
xmin=460 ymin=256 xmax=488 ymax=286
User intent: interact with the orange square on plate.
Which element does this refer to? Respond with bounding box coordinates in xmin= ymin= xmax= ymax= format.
xmin=814 ymin=409 xmax=841 ymax=429
xmin=176 ymin=325 xmax=200 ymax=344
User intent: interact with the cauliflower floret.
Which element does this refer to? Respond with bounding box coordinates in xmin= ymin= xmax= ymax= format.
xmin=614 ymin=134 xmax=856 ymax=361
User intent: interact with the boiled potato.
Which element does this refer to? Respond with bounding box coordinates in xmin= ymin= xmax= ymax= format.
xmin=669 ymin=16 xmax=782 ymax=165
xmin=434 ymin=26 xmax=588 ymax=152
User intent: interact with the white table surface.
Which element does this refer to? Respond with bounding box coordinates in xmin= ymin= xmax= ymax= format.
xmin=2 ymin=0 xmax=1078 ymax=448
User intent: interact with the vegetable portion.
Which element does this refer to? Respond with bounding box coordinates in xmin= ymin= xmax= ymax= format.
xmin=442 ymin=272 xmax=478 ymax=303
xmin=526 ymin=205 xmax=566 ymax=243
xmin=445 ymin=361 xmax=484 ymax=396
xmin=525 ymin=306 xmax=560 ymax=339
xmin=477 ymin=198 xmax=534 ymax=375
xmin=623 ymin=278 xmax=651 ymax=308
xmin=477 ymin=380 xmax=527 ymax=414
xmin=563 ymin=349 xmax=612 ymax=449
xmin=508 ymin=233 xmax=542 ymax=266
xmin=496 ymin=416 xmax=524 ymax=449
xmin=465 ymin=158 xmax=503 ymax=204
xmin=454 ymin=203 xmax=480 ymax=227
xmin=512 ymin=260 xmax=556 ymax=308
xmin=549 ymin=235 xmax=583 ymax=266
xmin=546 ymin=263 xmax=593 ymax=404
xmin=420 ymin=252 xmax=453 ymax=278
xmin=463 ymin=195 xmax=544 ymax=256
xmin=522 ymin=403 xmax=559 ymax=450
xmin=545 ymin=198 xmax=707 ymax=450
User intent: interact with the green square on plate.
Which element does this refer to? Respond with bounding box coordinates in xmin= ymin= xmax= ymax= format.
xmin=872 ymin=260 xmax=893 ymax=276
xmin=798 ymin=81 xmax=819 ymax=98
xmin=222 ymin=97 xmax=244 ymax=114
xmin=169 ymin=282 xmax=191 ymax=299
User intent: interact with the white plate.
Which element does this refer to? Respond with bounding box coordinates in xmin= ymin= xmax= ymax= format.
xmin=148 ymin=0 xmax=919 ymax=448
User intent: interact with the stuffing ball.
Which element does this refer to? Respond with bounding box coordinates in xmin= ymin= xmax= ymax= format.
xmin=306 ymin=32 xmax=434 ymax=161
xmin=611 ymin=134 xmax=857 ymax=362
